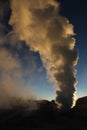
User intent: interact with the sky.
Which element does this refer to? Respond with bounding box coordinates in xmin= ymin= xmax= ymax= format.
xmin=58 ymin=0 xmax=87 ymax=98
xmin=0 ymin=0 xmax=87 ymax=108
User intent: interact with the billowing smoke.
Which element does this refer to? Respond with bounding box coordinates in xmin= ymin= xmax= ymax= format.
xmin=9 ymin=0 xmax=78 ymax=110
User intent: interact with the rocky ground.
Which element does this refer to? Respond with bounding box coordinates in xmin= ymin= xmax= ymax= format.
xmin=0 ymin=97 xmax=87 ymax=130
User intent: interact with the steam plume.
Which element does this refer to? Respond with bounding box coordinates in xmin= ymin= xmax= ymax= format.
xmin=9 ymin=0 xmax=78 ymax=110
xmin=0 ymin=0 xmax=36 ymax=108
xmin=0 ymin=47 xmax=36 ymax=108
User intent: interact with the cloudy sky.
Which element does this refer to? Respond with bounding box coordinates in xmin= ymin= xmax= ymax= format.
xmin=0 ymin=0 xmax=87 ymax=109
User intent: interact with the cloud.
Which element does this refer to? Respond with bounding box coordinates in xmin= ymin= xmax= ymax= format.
xmin=9 ymin=0 xmax=79 ymax=110
xmin=0 ymin=0 xmax=37 ymax=108
xmin=0 ymin=48 xmax=36 ymax=108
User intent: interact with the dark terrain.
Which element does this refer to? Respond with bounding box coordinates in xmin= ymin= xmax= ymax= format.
xmin=0 ymin=97 xmax=87 ymax=130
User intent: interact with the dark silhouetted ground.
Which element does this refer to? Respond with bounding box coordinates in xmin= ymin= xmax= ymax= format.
xmin=0 ymin=97 xmax=87 ymax=130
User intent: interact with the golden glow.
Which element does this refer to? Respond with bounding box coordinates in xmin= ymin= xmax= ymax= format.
xmin=9 ymin=0 xmax=78 ymax=109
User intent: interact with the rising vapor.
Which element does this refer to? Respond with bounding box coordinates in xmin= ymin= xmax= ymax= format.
xmin=0 ymin=0 xmax=36 ymax=108
xmin=9 ymin=0 xmax=78 ymax=110
xmin=0 ymin=47 xmax=36 ymax=108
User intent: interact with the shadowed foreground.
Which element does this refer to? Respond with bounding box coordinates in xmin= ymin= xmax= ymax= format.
xmin=0 ymin=97 xmax=87 ymax=130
